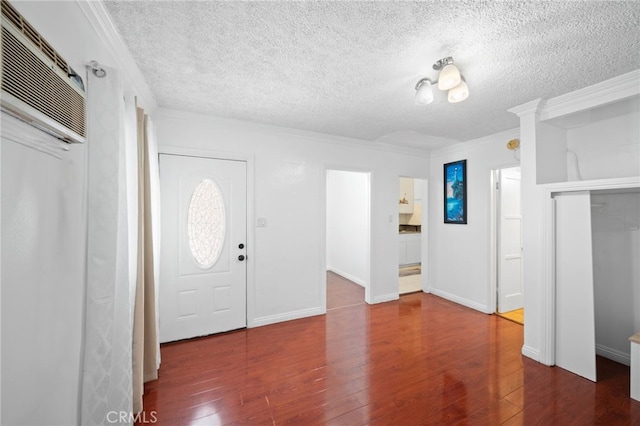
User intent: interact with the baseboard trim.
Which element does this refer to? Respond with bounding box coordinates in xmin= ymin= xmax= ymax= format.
xmin=596 ymin=343 xmax=630 ymax=366
xmin=373 ymin=293 xmax=399 ymax=304
xmin=250 ymin=306 xmax=323 ymax=328
xmin=326 ymin=267 xmax=365 ymax=287
xmin=429 ymin=288 xmax=488 ymax=313
xmin=522 ymin=345 xmax=541 ymax=362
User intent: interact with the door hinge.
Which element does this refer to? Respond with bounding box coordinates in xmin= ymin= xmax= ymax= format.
xmin=496 ymin=182 xmax=500 ymax=190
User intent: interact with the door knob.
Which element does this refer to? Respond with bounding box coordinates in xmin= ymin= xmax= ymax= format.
xmin=238 ymin=255 xmax=245 ymax=261
xmin=238 ymin=243 xmax=245 ymax=249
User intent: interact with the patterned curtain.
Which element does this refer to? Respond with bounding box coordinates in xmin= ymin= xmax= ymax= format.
xmin=81 ymin=67 xmax=133 ymax=425
xmin=80 ymin=66 xmax=160 ymax=425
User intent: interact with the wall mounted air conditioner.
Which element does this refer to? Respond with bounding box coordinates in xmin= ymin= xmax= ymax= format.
xmin=1 ymin=0 xmax=86 ymax=143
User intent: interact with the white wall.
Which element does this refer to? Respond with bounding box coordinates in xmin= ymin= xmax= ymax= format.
xmin=537 ymin=122 xmax=568 ymax=184
xmin=326 ymin=170 xmax=370 ymax=287
xmin=1 ymin=117 xmax=86 ymax=425
xmin=155 ymin=108 xmax=430 ymax=320
xmin=1 ymin=3 xmax=94 ymax=424
xmin=566 ymin=99 xmax=640 ymax=181
xmin=428 ymin=129 xmax=519 ymax=312
xmin=592 ymin=191 xmax=640 ymax=364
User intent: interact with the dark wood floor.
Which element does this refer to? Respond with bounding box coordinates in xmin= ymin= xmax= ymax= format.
xmin=327 ymin=271 xmax=364 ymax=310
xmin=138 ymin=278 xmax=640 ymax=425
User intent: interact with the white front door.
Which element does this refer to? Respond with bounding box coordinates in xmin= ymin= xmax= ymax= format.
xmin=497 ymin=167 xmax=523 ymax=313
xmin=159 ymin=154 xmax=247 ymax=343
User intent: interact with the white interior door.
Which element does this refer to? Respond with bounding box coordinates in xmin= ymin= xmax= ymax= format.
xmin=554 ymin=191 xmax=596 ymax=382
xmin=498 ymin=167 xmax=523 ymax=313
xmin=159 ymin=154 xmax=247 ymax=343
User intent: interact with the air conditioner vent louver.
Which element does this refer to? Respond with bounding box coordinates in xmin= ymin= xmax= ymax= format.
xmin=1 ymin=0 xmax=19 ymax=29
xmin=1 ymin=0 xmax=69 ymax=74
xmin=1 ymin=0 xmax=86 ymax=143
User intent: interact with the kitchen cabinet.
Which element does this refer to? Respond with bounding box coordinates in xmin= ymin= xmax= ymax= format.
xmin=399 ymin=177 xmax=414 ymax=214
xmin=399 ymin=232 xmax=421 ymax=266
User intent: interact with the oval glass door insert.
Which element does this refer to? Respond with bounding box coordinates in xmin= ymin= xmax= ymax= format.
xmin=187 ymin=179 xmax=226 ymax=268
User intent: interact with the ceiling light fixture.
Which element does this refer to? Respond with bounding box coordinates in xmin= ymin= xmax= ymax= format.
xmin=447 ymin=77 xmax=469 ymax=103
xmin=414 ymin=78 xmax=434 ymax=105
xmin=414 ymin=56 xmax=470 ymax=105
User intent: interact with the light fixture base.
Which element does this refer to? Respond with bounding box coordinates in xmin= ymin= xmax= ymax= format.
xmin=432 ymin=56 xmax=454 ymax=71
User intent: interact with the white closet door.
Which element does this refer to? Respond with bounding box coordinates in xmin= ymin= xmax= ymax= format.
xmin=555 ymin=191 xmax=596 ymax=381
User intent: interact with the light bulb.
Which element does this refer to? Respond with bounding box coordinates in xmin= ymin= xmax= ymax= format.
xmin=414 ymin=79 xmax=434 ymax=105
xmin=437 ymin=64 xmax=461 ymax=90
xmin=448 ymin=80 xmax=469 ymax=103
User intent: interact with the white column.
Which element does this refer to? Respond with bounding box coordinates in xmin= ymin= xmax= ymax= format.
xmin=508 ymin=99 xmax=548 ymax=363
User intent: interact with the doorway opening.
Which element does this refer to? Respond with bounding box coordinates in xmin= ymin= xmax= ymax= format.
xmin=325 ymin=169 xmax=371 ymax=309
xmin=492 ymin=166 xmax=523 ymax=324
xmin=398 ymin=177 xmax=427 ymax=295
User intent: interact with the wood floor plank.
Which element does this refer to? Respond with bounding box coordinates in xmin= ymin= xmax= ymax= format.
xmin=137 ymin=284 xmax=640 ymax=425
xmin=326 ymin=271 xmax=364 ymax=310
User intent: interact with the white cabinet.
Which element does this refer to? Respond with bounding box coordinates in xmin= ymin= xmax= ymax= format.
xmin=399 ymin=233 xmax=421 ymax=266
xmin=399 ymin=177 xmax=414 ymax=214
xmin=398 ymin=242 xmax=406 ymax=265
xmin=406 ymin=239 xmax=421 ymax=264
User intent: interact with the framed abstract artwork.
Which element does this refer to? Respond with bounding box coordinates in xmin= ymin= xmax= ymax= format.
xmin=444 ymin=160 xmax=467 ymax=224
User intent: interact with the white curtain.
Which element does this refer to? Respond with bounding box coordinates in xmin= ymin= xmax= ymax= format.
xmin=81 ymin=67 xmax=133 ymax=425
xmin=81 ymin=68 xmax=161 ymax=425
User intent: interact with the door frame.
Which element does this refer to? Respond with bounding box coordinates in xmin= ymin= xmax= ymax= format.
xmin=538 ymin=176 xmax=640 ymax=366
xmin=157 ymin=146 xmax=256 ymax=326
xmin=397 ymin=176 xmax=429 ymax=295
xmin=488 ymin=163 xmax=521 ymax=314
xmin=323 ymin=166 xmax=372 ymax=306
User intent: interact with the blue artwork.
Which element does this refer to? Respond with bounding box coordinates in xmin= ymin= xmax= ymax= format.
xmin=444 ymin=160 xmax=467 ymax=224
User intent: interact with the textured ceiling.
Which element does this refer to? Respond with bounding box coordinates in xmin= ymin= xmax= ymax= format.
xmin=103 ymin=1 xmax=640 ymax=150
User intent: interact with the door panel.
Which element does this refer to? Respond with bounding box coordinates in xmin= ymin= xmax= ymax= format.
xmin=555 ymin=191 xmax=596 ymax=382
xmin=159 ymin=154 xmax=247 ymax=343
xmin=498 ymin=167 xmax=523 ymax=313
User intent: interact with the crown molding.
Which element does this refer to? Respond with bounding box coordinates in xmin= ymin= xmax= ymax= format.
xmin=539 ymin=70 xmax=640 ymax=121
xmin=430 ymin=127 xmax=520 ymax=158
xmin=76 ymin=0 xmax=157 ymax=112
xmin=508 ymin=70 xmax=640 ymax=121
xmin=155 ymin=108 xmax=433 ymax=158
xmin=508 ymin=99 xmax=544 ymax=117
